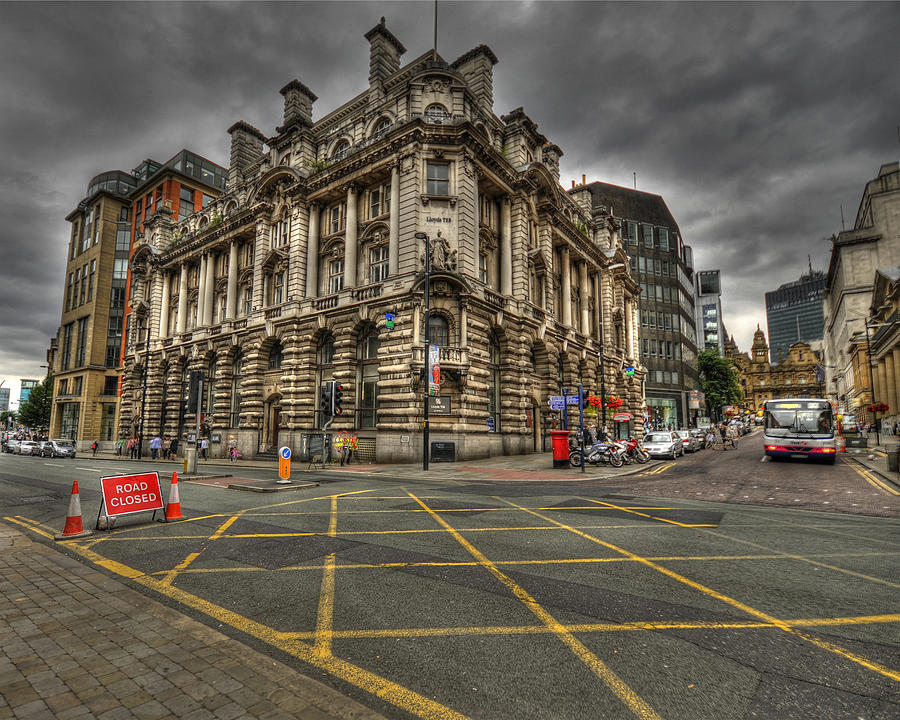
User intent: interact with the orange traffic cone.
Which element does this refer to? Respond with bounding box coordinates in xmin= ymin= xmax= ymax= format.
xmin=55 ymin=480 xmax=92 ymax=540
xmin=163 ymin=471 xmax=184 ymax=521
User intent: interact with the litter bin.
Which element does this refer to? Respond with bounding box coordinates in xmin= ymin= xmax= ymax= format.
xmin=886 ymin=444 xmax=899 ymax=473
xmin=551 ymin=430 xmax=571 ymax=469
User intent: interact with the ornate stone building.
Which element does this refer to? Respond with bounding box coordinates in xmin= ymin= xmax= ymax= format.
xmin=119 ymin=21 xmax=643 ymax=462
xmin=737 ymin=327 xmax=824 ymax=411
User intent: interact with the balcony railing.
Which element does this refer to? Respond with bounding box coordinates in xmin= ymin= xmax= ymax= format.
xmin=412 ymin=345 xmax=468 ymax=366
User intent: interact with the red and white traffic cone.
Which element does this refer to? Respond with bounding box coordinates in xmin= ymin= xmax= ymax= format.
xmin=163 ymin=471 xmax=184 ymax=521
xmin=55 ymin=480 xmax=92 ymax=540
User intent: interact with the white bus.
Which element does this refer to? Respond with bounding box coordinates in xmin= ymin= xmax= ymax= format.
xmin=763 ymin=398 xmax=837 ymax=464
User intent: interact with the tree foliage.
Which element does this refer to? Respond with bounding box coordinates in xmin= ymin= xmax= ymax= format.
xmin=697 ymin=350 xmax=742 ymax=417
xmin=17 ymin=374 xmax=53 ymax=431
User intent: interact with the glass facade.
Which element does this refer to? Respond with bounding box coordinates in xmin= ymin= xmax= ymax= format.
xmin=765 ymin=271 xmax=825 ymax=363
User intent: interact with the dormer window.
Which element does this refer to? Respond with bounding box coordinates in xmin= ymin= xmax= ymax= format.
xmin=424 ymin=104 xmax=450 ymax=124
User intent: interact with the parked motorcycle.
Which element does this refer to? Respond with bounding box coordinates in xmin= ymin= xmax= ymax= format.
xmin=622 ymin=437 xmax=649 ymax=464
xmin=569 ymin=440 xmax=624 ymax=468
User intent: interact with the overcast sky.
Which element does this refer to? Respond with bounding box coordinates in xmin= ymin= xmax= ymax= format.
xmin=1 ymin=1 xmax=898 ymax=402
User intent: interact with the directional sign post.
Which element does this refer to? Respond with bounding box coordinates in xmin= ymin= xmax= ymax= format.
xmin=277 ymin=446 xmax=291 ymax=484
xmin=548 ymin=396 xmax=565 ymax=410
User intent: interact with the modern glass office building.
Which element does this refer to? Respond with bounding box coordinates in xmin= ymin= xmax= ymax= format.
xmin=765 ymin=270 xmax=825 ymax=364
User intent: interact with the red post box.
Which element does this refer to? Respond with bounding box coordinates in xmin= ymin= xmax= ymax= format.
xmin=551 ymin=430 xmax=571 ymax=468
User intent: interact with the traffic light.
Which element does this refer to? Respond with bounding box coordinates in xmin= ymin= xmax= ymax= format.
xmin=321 ymin=381 xmax=334 ymax=420
xmin=333 ymin=382 xmax=344 ymax=416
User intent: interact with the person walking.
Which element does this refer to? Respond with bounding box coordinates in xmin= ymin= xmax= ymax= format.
xmin=169 ymin=436 xmax=179 ymax=460
xmin=149 ymin=434 xmax=162 ymax=460
xmin=162 ymin=436 xmax=171 ymax=460
xmin=127 ymin=436 xmax=138 ymax=459
xmin=226 ymin=438 xmax=237 ymax=462
xmin=90 ymin=440 xmax=98 ymax=457
xmin=115 ymin=438 xmax=124 ymax=457
xmin=200 ymin=437 xmax=209 ymax=460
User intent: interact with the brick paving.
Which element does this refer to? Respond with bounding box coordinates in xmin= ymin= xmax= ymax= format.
xmin=0 ymin=526 xmax=386 ymax=720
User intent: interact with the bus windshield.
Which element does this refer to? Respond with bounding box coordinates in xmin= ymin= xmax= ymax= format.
xmin=765 ymin=401 xmax=834 ymax=438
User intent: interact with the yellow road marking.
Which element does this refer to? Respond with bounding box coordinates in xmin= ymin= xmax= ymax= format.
xmin=499 ymin=498 xmax=900 ymax=683
xmin=17 ymin=527 xmax=470 ymax=720
xmin=5 ymin=515 xmax=54 ymax=538
xmin=409 ymin=492 xmax=662 ymax=720
xmin=649 ymin=462 xmax=675 ymax=475
xmin=160 ymin=552 xmax=202 ymax=586
xmin=279 ymin=613 xmax=900 ymax=641
xmin=579 ymin=497 xmax=717 ymax=528
xmin=315 ymin=495 xmax=339 ymax=658
xmin=846 ymin=461 xmax=900 ymax=496
xmin=209 ymin=514 xmax=240 ymax=540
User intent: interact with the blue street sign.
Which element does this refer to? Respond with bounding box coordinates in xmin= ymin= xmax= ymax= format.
xmin=566 ymin=395 xmax=581 ymax=405
xmin=548 ymin=396 xmax=565 ymax=410
xmin=280 ymin=446 xmax=291 ymax=460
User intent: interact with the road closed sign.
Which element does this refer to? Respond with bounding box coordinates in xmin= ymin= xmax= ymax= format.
xmin=100 ymin=472 xmax=164 ymax=517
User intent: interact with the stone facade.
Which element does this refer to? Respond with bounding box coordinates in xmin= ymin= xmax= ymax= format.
xmin=866 ymin=268 xmax=900 ymax=430
xmin=735 ymin=327 xmax=824 ymax=411
xmin=118 ymin=23 xmax=644 ymax=462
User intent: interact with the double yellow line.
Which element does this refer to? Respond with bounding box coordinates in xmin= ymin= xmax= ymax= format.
xmin=846 ymin=458 xmax=900 ymax=496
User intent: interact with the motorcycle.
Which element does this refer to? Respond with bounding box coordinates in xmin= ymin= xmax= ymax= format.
xmin=622 ymin=437 xmax=649 ymax=464
xmin=570 ymin=439 xmax=624 ymax=468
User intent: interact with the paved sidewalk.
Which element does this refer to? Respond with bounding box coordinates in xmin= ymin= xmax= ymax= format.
xmin=844 ymin=444 xmax=900 ymax=492
xmin=0 ymin=524 xmax=386 ymax=720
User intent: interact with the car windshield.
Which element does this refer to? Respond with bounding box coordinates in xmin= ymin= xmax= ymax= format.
xmin=55 ymin=441 xmax=74 ymax=448
xmin=645 ymin=433 xmax=672 ymax=443
xmin=766 ymin=403 xmax=834 ymax=438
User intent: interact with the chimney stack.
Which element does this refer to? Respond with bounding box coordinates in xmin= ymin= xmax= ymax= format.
xmin=451 ymin=45 xmax=499 ymax=110
xmin=365 ymin=18 xmax=406 ymax=87
xmin=227 ymin=121 xmax=267 ymax=188
xmin=279 ymin=79 xmax=317 ymax=128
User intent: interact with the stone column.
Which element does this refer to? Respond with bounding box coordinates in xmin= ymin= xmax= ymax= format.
xmin=389 ymin=165 xmax=400 ymax=276
xmin=893 ymin=348 xmax=900 ymax=417
xmin=158 ymin=271 xmax=170 ymax=339
xmin=561 ymin=246 xmax=572 ymax=328
xmin=579 ymin=262 xmax=590 ymax=334
xmin=344 ymin=185 xmax=358 ymax=288
xmin=500 ymin=197 xmax=512 ymax=296
xmin=197 ymin=255 xmax=207 ymax=326
xmin=875 ymin=361 xmax=887 ymax=408
xmin=226 ymin=241 xmax=238 ymax=319
xmin=594 ymin=272 xmax=602 ymax=340
xmin=460 ymin=301 xmax=468 ymax=347
xmin=176 ymin=263 xmax=188 ymax=334
xmin=203 ymin=252 xmax=216 ymax=326
xmin=625 ymin=297 xmax=634 ymax=360
xmin=306 ymin=203 xmax=320 ymax=297
xmin=883 ymin=353 xmax=897 ymax=417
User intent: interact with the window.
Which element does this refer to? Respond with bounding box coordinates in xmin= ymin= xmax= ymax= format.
xmin=487 ymin=334 xmax=501 ymax=432
xmin=75 ymin=317 xmax=89 ymax=367
xmin=269 ymin=271 xmax=285 ymax=305
xmin=101 ymin=403 xmax=117 ymax=441
xmin=242 ymin=286 xmax=252 ymax=316
xmin=626 ymin=221 xmax=638 ymax=245
xmin=113 ymin=258 xmax=127 ymax=280
xmin=357 ymin=327 xmax=380 ymax=430
xmin=331 ymin=139 xmax=350 ymax=161
xmin=81 ymin=206 xmax=92 ymax=253
xmin=72 ymin=376 xmax=83 ymax=396
xmin=329 ymin=259 xmax=344 ymax=294
xmin=273 ymin=208 xmax=290 ymax=246
xmin=202 ymin=193 xmax=214 ymax=208
xmin=58 ymin=379 xmax=69 ymax=396
xmin=642 ymin=224 xmax=654 ymax=249
xmin=66 ymin=272 xmax=74 ymax=311
xmin=179 ymin=186 xmax=195 ymax=221
xmin=60 ymin=403 xmax=80 ymax=440
xmin=372 ymin=117 xmax=391 ymax=137
xmin=426 ymin=162 xmax=450 ymax=195
xmin=144 ymin=194 xmax=153 ymax=220
xmin=369 ymin=246 xmax=389 ymax=283
xmin=268 ymin=341 xmax=283 ymax=370
xmin=428 ymin=315 xmax=449 ymax=347
xmin=102 ymin=376 xmax=118 ymax=396
xmin=230 ymin=353 xmax=242 ymax=427
xmin=62 ymin=323 xmax=74 ymax=370
xmin=329 ymin=204 xmax=345 ymax=234
xmin=92 ymin=204 xmax=101 ymax=245
xmin=479 ymin=254 xmax=489 ymax=284
xmin=424 ymin=104 xmax=450 ymax=124
xmin=658 ymin=228 xmax=669 ymax=251
xmin=369 ymin=184 xmax=390 ymax=218
xmin=87 ymin=260 xmax=96 ymax=302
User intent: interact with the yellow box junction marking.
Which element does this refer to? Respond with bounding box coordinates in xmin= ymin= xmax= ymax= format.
xmin=407 ymin=492 xmax=663 ymax=720
xmin=495 ymin=497 xmax=900 ymax=683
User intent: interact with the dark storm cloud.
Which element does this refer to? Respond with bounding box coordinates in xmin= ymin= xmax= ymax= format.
xmin=0 ymin=0 xmax=897 ymax=386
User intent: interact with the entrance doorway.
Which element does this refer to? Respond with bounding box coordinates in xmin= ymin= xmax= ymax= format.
xmin=266 ymin=399 xmax=281 ymax=449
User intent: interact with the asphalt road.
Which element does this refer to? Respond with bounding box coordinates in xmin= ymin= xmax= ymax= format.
xmin=1 ymin=445 xmax=898 ymax=720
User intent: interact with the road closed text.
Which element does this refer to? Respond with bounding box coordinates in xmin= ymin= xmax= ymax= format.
xmin=100 ymin=473 xmax=164 ymax=517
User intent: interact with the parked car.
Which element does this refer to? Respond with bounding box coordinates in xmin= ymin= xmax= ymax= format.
xmin=689 ymin=428 xmax=707 ymax=449
xmin=642 ymin=431 xmax=683 ymax=459
xmin=3 ymin=438 xmax=20 ymax=454
xmin=675 ymin=429 xmax=700 ymax=453
xmin=40 ymin=439 xmax=76 ymax=458
xmin=15 ymin=440 xmax=41 ymax=456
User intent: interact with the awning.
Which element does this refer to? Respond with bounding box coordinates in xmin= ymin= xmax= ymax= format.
xmin=612 ymin=413 xmax=633 ymax=422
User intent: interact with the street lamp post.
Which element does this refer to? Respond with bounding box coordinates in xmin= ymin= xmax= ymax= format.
xmin=415 ymin=231 xmax=431 ymax=471
xmin=863 ymin=319 xmax=881 ymax=446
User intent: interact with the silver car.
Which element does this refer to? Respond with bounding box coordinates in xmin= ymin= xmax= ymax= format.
xmin=40 ymin=439 xmax=77 ymax=458
xmin=642 ymin=431 xmax=683 ymax=459
xmin=15 ymin=440 xmax=41 ymax=456
xmin=675 ymin=429 xmax=700 ymax=453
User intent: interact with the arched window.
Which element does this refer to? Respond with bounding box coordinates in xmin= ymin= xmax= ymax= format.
xmin=428 ymin=315 xmax=449 ymax=347
xmin=372 ymin=117 xmax=391 ymax=137
xmin=268 ymin=340 xmax=283 ymax=370
xmin=331 ymin=139 xmax=350 ymax=161
xmin=424 ymin=104 xmax=450 ymax=124
xmin=357 ymin=327 xmax=380 ymax=429
xmin=230 ymin=352 xmax=242 ymax=427
xmin=488 ymin=333 xmax=501 ymax=432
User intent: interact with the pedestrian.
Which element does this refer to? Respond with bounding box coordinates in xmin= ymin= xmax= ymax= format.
xmin=149 ymin=434 xmax=162 ymax=460
xmin=226 ymin=438 xmax=237 ymax=462
xmin=127 ymin=436 xmax=138 ymax=459
xmin=170 ymin=437 xmax=179 ymax=459
xmin=90 ymin=440 xmax=98 ymax=457
xmin=162 ymin=436 xmax=171 ymax=460
xmin=115 ymin=438 xmax=124 ymax=457
xmin=200 ymin=437 xmax=209 ymax=460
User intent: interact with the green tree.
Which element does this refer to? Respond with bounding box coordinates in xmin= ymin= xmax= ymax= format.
xmin=0 ymin=410 xmax=17 ymax=429
xmin=18 ymin=374 xmax=53 ymax=432
xmin=696 ymin=350 xmax=742 ymax=419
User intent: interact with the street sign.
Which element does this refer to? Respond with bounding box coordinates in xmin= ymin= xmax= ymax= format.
xmin=100 ymin=472 xmax=164 ymax=518
xmin=548 ymin=396 xmax=564 ymax=410
xmin=566 ymin=395 xmax=581 ymax=405
xmin=624 ymin=366 xmax=635 ymax=376
xmin=278 ymin=446 xmax=291 ymax=480
xmin=385 ymin=312 xmax=395 ymax=330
